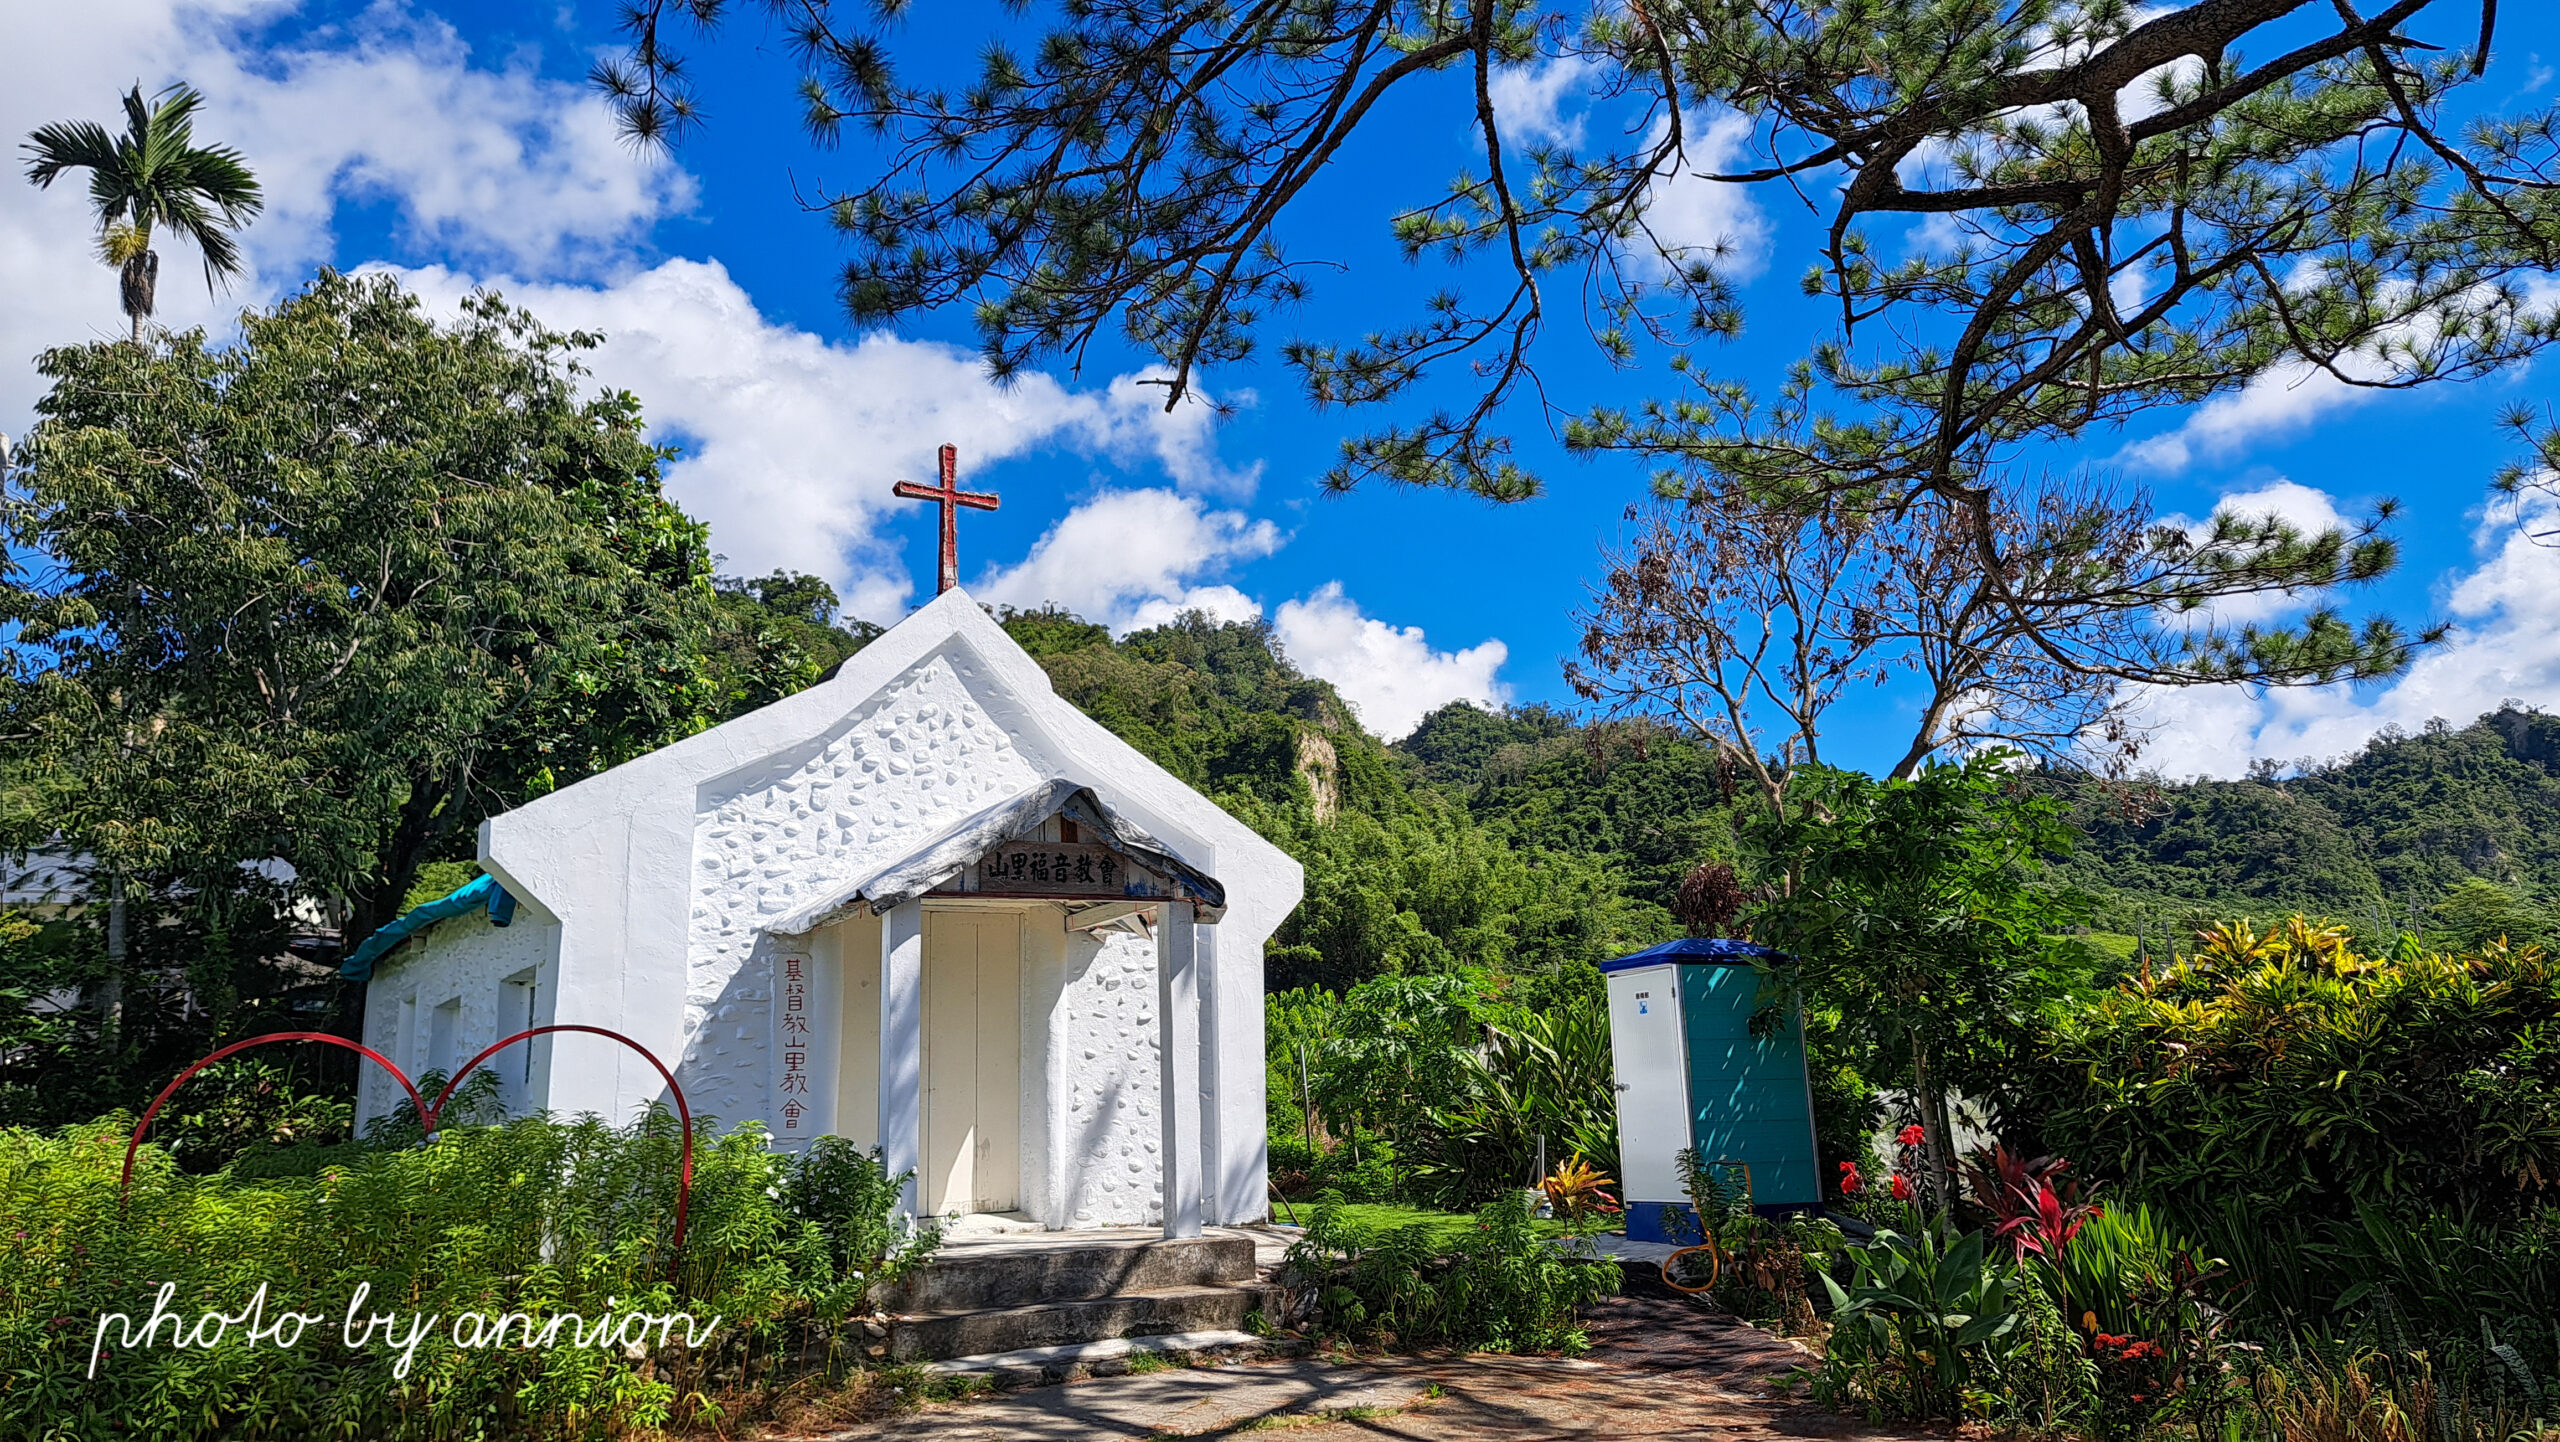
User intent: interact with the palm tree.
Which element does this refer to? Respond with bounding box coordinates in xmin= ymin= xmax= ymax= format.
xmin=24 ymin=84 xmax=263 ymax=342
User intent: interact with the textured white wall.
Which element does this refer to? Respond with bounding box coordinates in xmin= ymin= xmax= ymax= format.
xmin=1057 ymin=930 xmax=1165 ymax=1226
xmin=355 ymin=914 xmax=555 ymax=1132
xmin=688 ymin=655 xmax=1042 ymax=1141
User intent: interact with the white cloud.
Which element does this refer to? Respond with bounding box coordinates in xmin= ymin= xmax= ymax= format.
xmin=1904 ymin=209 xmax=1970 ymax=259
xmin=1632 ymin=107 xmax=1771 ymax=281
xmin=2119 ymin=54 xmax=2208 ymax=124
xmin=1273 ymin=582 xmax=1510 ymax=740
xmin=1489 ymin=55 xmax=1594 ymax=149
xmin=2123 ymin=277 xmax=2560 ymax=473
xmin=2157 ymin=478 xmax=2355 ymax=626
xmin=218 ymin=5 xmax=692 ymax=274
xmin=392 ymin=260 xmax=1255 ymax=622
xmin=2120 ymin=495 xmax=2560 ymax=778
xmin=1 ymin=3 xmax=1257 ymax=622
xmin=2171 ymin=478 xmax=2351 ymax=539
xmin=976 ymin=487 xmax=1281 ymax=632
xmin=2120 ymin=361 xmax=2370 ymax=473
xmin=1127 ymin=585 xmax=1263 ymax=633
xmin=1 ymin=0 xmax=689 ymax=418
xmin=1101 ymin=377 xmax=1262 ymax=498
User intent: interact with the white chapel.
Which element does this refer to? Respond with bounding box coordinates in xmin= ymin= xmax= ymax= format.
xmin=346 ymin=585 xmax=1303 ymax=1236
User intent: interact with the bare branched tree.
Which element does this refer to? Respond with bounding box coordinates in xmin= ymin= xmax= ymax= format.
xmin=1568 ymin=473 xmax=2421 ymax=820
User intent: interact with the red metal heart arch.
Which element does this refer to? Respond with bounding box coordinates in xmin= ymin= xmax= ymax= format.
xmin=119 ymin=1025 xmax=694 ymax=1270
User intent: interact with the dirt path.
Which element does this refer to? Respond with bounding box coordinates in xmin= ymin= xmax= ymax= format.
xmin=788 ymin=1283 xmax=1947 ymax=1442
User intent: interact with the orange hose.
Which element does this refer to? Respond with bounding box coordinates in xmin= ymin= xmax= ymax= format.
xmin=1660 ymin=1240 xmax=1721 ymax=1294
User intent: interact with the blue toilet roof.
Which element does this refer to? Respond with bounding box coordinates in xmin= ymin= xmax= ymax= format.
xmin=1598 ymin=936 xmax=1786 ymax=973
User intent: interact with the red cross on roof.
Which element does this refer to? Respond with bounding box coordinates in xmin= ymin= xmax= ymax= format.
xmin=893 ymin=443 xmax=999 ymax=595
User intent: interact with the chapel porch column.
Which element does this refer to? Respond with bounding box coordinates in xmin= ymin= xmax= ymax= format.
xmin=880 ymin=900 xmax=924 ymax=1217
xmin=1157 ymin=900 xmax=1204 ymax=1238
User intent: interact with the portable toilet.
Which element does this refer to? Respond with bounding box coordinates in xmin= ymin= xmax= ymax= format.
xmin=1603 ymin=937 xmax=1822 ymax=1242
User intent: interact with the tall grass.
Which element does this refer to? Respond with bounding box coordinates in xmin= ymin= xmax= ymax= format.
xmin=2175 ymin=1198 xmax=2560 ymax=1380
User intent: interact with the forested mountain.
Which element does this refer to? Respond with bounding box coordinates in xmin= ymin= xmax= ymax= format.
xmin=2030 ymin=708 xmax=2560 ymax=947
xmin=1005 ymin=611 xmax=2560 ymax=981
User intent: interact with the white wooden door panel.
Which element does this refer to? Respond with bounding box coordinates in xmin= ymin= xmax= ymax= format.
xmin=921 ymin=910 xmax=1022 ymax=1214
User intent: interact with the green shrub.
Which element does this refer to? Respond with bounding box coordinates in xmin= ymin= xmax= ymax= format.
xmin=1285 ymin=1191 xmax=1617 ymax=1354
xmin=2239 ymin=1347 xmax=2538 ymax=1442
xmin=1707 ymin=1210 xmax=1848 ymax=1332
xmin=1974 ymin=1269 xmax=2098 ymax=1435
xmin=1267 ymin=972 xmax=1622 ymax=1209
xmin=1310 ymin=1129 xmax=1404 ymax=1202
xmin=2033 ymin=918 xmax=2560 ymax=1222
xmin=2046 ymin=1203 xmax=2216 ymax=1342
xmin=1419 ymin=992 xmax=1618 ymax=1201
xmin=0 ymin=1113 xmax=930 ymax=1440
xmin=1266 ymin=1130 xmax=1318 ymax=1187
xmin=153 ymin=1058 xmax=356 ymax=1174
xmin=2042 ymin=1205 xmax=2233 ymax=1440
xmin=781 ymin=1135 xmax=943 ymax=1306
xmin=1815 ymin=1216 xmax=2027 ymax=1421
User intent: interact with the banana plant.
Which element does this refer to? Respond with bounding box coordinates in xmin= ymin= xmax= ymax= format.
xmin=1822 ymin=1222 xmax=2026 ymax=1417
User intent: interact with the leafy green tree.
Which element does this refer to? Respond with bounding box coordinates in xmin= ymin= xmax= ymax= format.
xmin=707 ymin=569 xmax=883 ymax=709
xmin=2427 ymin=876 xmax=2556 ymax=951
xmin=1397 ymin=700 xmax=1578 ymax=790
xmin=23 ymin=83 xmax=263 ymax=342
xmin=0 ymin=272 xmax=731 ymax=1076
xmin=1253 ymin=798 xmax=1663 ymax=989
xmin=1404 ymin=706 xmax=1723 ymax=884
xmin=1751 ymin=753 xmax=2096 ymax=1200
xmin=1273 ymin=968 xmax=1620 ymax=1204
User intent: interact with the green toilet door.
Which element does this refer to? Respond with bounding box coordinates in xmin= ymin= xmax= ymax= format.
xmin=1678 ymin=962 xmax=1820 ymax=1207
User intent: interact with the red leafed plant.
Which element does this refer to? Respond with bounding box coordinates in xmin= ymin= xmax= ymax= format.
xmin=1539 ymin=1153 xmax=1624 ymax=1231
xmin=1962 ymin=1144 xmax=2103 ymax=1260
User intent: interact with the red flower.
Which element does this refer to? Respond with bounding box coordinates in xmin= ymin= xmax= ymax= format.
xmin=1897 ymin=1124 xmax=1926 ymax=1147
xmin=1837 ymin=1162 xmax=1863 ymax=1195
xmin=1890 ymin=1173 xmax=1913 ymax=1200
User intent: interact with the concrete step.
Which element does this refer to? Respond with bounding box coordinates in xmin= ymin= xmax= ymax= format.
xmin=888 ymin=1281 xmax=1275 ymax=1363
xmin=926 ymin=1329 xmax=1284 ymax=1383
xmin=883 ymin=1234 xmax=1255 ymax=1313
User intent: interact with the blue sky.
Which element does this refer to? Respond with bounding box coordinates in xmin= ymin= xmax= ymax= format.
xmin=9 ymin=1 xmax=2560 ymax=775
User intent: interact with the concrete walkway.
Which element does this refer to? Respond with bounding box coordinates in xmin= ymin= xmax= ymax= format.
xmin=785 ymin=1285 xmax=1944 ymax=1442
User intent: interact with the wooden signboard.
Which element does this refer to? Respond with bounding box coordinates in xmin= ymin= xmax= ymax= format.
xmin=932 ymin=840 xmax=1173 ymax=900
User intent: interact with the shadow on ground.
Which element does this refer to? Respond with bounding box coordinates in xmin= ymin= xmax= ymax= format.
xmin=795 ymin=1267 xmax=1951 ymax=1441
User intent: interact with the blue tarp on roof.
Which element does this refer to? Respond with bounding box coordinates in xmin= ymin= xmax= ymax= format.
xmin=341 ymin=873 xmax=515 ymax=981
xmin=1598 ymin=936 xmax=1784 ymax=973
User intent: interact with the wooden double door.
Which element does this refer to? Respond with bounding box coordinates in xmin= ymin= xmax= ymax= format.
xmin=919 ymin=909 xmax=1022 ymax=1216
